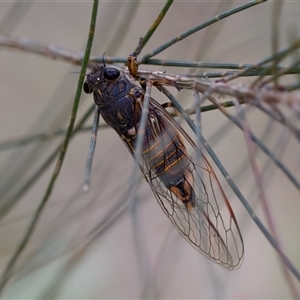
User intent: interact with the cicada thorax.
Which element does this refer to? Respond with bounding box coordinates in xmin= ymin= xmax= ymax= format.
xmin=89 ymin=69 xmax=139 ymax=139
xmin=141 ymin=107 xmax=195 ymax=210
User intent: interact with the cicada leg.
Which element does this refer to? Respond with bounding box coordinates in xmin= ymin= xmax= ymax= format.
xmin=128 ymin=39 xmax=181 ymax=91
xmin=127 ymin=38 xmax=143 ymax=78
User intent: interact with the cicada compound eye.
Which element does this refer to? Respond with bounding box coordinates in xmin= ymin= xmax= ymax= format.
xmin=103 ymin=68 xmax=120 ymax=81
xmin=83 ymin=81 xmax=92 ymax=94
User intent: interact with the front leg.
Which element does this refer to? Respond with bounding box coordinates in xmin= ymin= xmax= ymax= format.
xmin=127 ymin=38 xmax=143 ymax=78
xmin=127 ymin=38 xmax=181 ymax=92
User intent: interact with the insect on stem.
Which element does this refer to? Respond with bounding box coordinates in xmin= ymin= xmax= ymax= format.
xmin=82 ymin=47 xmax=244 ymax=270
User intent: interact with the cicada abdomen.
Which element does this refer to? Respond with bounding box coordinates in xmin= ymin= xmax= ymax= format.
xmin=142 ymin=107 xmax=196 ymax=211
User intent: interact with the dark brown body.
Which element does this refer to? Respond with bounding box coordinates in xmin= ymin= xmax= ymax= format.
xmin=84 ymin=65 xmax=195 ymax=209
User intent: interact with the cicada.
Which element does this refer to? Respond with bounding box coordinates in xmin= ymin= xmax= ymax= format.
xmin=83 ymin=51 xmax=244 ymax=270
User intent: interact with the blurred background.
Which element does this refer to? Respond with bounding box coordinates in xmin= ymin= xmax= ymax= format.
xmin=0 ymin=1 xmax=299 ymax=298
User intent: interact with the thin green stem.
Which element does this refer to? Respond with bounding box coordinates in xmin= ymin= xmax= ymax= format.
xmin=258 ymin=58 xmax=300 ymax=88
xmin=95 ymin=57 xmax=300 ymax=77
xmin=134 ymin=0 xmax=173 ymax=53
xmin=140 ymin=0 xmax=267 ymax=63
xmin=0 ymin=0 xmax=99 ymax=293
xmin=224 ymin=39 xmax=300 ymax=83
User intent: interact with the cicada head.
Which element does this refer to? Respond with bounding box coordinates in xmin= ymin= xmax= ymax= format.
xmin=83 ymin=65 xmax=107 ymax=94
xmin=84 ymin=64 xmax=135 ymax=108
xmin=84 ymin=65 xmax=121 ymax=92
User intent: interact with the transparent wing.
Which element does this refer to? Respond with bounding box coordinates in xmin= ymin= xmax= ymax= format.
xmin=122 ymin=98 xmax=244 ymax=270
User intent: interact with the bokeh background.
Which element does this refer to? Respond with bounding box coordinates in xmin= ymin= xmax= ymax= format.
xmin=0 ymin=1 xmax=299 ymax=298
